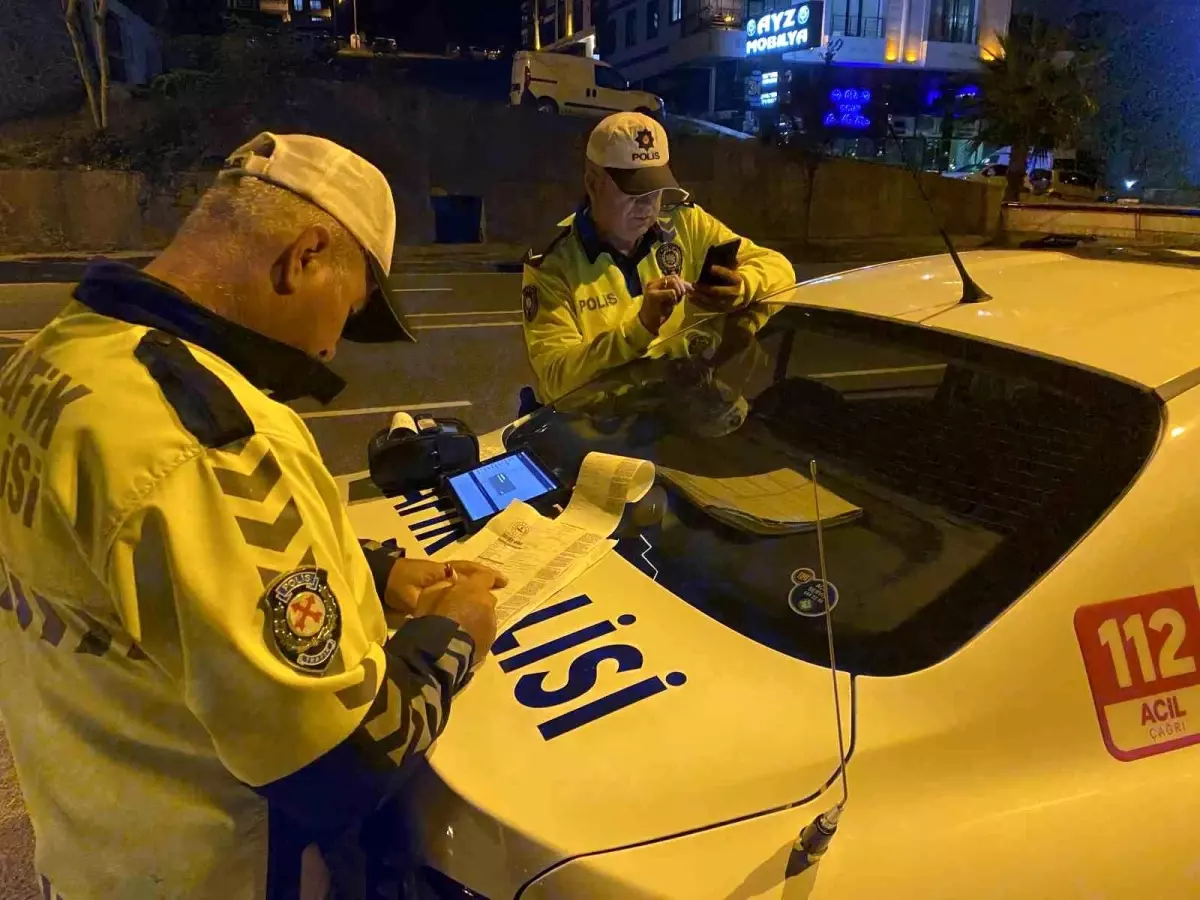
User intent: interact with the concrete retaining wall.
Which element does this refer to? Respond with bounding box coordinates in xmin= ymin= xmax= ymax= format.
xmin=1003 ymin=202 xmax=1200 ymax=247
xmin=0 ymin=83 xmax=999 ymax=255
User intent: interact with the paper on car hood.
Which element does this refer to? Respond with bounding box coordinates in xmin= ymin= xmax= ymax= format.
xmin=409 ymin=553 xmax=852 ymax=896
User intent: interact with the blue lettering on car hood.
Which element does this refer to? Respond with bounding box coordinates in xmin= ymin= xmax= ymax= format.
xmin=494 ymin=593 xmax=687 ymax=740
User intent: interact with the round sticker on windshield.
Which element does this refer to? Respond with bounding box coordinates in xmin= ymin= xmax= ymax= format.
xmin=788 ymin=568 xmax=839 ymax=617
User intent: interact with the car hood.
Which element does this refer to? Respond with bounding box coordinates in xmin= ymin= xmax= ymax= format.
xmin=408 ymin=548 xmax=850 ymax=897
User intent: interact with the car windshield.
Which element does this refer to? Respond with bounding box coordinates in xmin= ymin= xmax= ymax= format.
xmin=507 ymin=300 xmax=1161 ymax=675
xmin=595 ymin=65 xmax=630 ymax=91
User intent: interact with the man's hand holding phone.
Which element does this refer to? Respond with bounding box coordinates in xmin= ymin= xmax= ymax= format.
xmin=640 ymin=274 xmax=691 ymax=335
xmin=692 ymin=239 xmax=748 ymax=313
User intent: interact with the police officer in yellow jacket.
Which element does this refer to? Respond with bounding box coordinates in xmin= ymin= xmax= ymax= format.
xmin=522 ymin=112 xmax=796 ymax=404
xmin=0 ymin=133 xmax=504 ymax=900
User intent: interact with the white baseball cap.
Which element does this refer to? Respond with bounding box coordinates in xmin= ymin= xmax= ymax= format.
xmin=223 ymin=132 xmax=414 ymax=343
xmin=586 ymin=113 xmax=687 ymax=201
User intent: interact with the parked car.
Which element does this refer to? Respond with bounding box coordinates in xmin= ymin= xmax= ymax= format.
xmin=944 ymin=162 xmax=1032 ymax=194
xmin=510 ymin=50 xmax=664 ymax=118
xmin=1030 ymin=168 xmax=1102 ymax=201
xmin=371 ymin=37 xmax=398 ymax=54
xmin=347 ymin=244 xmax=1200 ymax=899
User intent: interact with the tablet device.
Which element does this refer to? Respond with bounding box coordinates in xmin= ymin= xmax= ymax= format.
xmin=444 ymin=449 xmax=566 ymax=533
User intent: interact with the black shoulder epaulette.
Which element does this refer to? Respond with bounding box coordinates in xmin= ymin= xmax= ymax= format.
xmin=523 ymin=226 xmax=573 ymax=269
xmin=134 ymin=330 xmax=255 ymax=448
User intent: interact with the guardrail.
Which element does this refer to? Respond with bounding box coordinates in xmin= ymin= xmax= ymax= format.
xmin=1003 ymin=201 xmax=1200 ymax=247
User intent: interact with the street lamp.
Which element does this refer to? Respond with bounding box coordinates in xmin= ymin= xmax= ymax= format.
xmin=336 ymin=0 xmax=358 ymax=48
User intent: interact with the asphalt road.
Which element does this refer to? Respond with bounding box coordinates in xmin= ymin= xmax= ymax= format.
xmin=0 ymin=266 xmax=530 ymax=477
xmin=0 ymin=259 xmax=840 ymax=478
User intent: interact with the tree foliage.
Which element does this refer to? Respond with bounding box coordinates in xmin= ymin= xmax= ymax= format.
xmin=971 ymin=16 xmax=1099 ymax=200
xmin=0 ymin=0 xmax=80 ymax=122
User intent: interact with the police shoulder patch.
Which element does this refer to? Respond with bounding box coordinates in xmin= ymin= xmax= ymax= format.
xmin=265 ymin=567 xmax=341 ymax=674
xmin=523 ymin=285 xmax=540 ymax=322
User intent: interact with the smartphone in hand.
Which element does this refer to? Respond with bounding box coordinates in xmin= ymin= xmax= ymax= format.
xmin=698 ymin=238 xmax=742 ymax=285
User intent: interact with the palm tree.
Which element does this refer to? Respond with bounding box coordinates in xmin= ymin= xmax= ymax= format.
xmin=972 ymin=16 xmax=1099 ymax=201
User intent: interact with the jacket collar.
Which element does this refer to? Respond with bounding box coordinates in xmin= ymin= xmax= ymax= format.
xmin=572 ymin=203 xmax=670 ymax=267
xmin=72 ymin=260 xmax=345 ymax=405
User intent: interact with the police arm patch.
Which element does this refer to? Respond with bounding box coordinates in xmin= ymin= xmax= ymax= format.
xmin=265 ymin=567 xmax=342 ymax=674
xmin=523 ymin=285 xmax=540 ymax=322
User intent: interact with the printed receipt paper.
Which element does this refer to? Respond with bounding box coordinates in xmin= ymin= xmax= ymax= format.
xmin=434 ymin=452 xmax=655 ymax=631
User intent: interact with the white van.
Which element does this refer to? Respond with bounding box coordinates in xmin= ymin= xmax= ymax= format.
xmin=510 ymin=50 xmax=665 ymax=119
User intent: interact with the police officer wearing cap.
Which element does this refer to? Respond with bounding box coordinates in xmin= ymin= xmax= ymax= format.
xmin=0 ymin=133 xmax=505 ymax=900
xmin=522 ymin=112 xmax=796 ymax=404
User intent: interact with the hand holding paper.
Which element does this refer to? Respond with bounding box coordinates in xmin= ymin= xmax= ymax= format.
xmin=436 ymin=452 xmax=657 ymax=633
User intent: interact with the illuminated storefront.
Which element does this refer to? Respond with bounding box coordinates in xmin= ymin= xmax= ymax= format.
xmin=599 ymin=0 xmax=1009 ymax=166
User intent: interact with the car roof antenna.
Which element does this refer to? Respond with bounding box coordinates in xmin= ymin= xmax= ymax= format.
xmin=886 ymin=120 xmax=991 ymax=305
xmin=786 ymin=460 xmax=850 ymax=878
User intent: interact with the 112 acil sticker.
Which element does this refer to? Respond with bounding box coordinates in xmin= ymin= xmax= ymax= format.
xmin=1074 ymin=586 xmax=1200 ymax=761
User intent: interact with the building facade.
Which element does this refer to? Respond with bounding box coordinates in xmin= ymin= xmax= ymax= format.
xmin=598 ymin=0 xmax=1010 ymax=164
xmin=227 ymin=0 xmax=333 ymax=31
xmin=522 ymin=0 xmax=599 ymax=57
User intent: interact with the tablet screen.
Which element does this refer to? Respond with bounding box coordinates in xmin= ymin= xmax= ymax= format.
xmin=446 ymin=451 xmax=559 ymax=524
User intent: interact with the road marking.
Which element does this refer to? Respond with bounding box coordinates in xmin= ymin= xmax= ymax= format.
xmin=299 ymin=400 xmax=471 ymax=420
xmin=405 ymin=272 xmax=518 ymax=277
xmin=408 ymin=310 xmax=521 ymax=318
xmin=413 ymin=322 xmax=522 ymax=331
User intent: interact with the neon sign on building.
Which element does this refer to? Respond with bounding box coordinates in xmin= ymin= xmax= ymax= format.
xmin=745 ymin=2 xmax=825 ymax=56
xmin=824 ymin=87 xmax=872 ymax=129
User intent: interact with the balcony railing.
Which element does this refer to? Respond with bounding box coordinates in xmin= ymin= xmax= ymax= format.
xmin=828 ymin=14 xmax=884 ymax=39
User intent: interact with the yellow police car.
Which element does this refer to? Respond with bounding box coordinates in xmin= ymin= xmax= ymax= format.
xmin=351 ymin=244 xmax=1200 ymax=899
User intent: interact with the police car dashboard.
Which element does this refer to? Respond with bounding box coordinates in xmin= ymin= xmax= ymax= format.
xmin=367 ymin=303 xmax=1158 ymax=680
